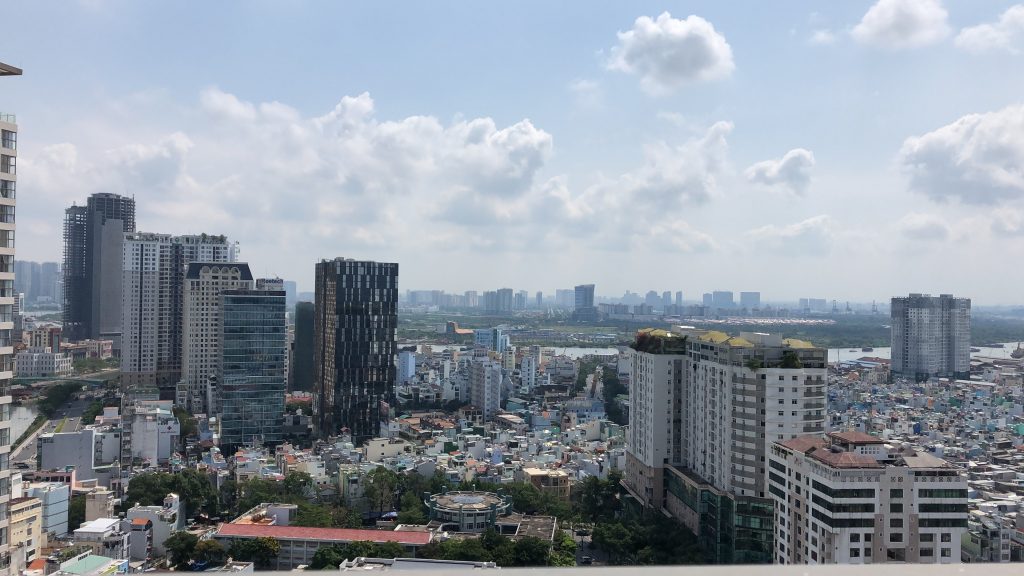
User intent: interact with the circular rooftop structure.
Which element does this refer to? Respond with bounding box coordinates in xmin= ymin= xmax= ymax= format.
xmin=427 ymin=491 xmax=511 ymax=532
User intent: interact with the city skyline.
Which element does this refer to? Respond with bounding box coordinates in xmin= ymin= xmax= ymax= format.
xmin=4 ymin=2 xmax=1024 ymax=302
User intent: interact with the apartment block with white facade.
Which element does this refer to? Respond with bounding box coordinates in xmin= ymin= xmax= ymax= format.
xmin=891 ymin=293 xmax=971 ymax=381
xmin=469 ymin=359 xmax=503 ymax=421
xmin=121 ymin=232 xmax=237 ymax=396
xmin=14 ymin=346 xmax=72 ymax=377
xmin=180 ymin=262 xmax=253 ymax=414
xmin=0 ymin=60 xmax=24 ymax=574
xmin=769 ymin=431 xmax=969 ymax=565
xmin=624 ymin=327 xmax=828 ymax=564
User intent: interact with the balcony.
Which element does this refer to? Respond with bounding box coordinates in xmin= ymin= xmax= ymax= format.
xmin=803 ymin=389 xmax=824 ymax=398
xmin=802 ymin=425 xmax=824 ymax=433
xmin=802 ymin=414 xmax=823 ymax=421
xmin=0 ymin=114 xmax=14 ymax=125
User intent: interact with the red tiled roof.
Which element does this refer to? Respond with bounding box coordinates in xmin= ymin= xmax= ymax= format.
xmin=810 ymin=450 xmax=882 ymax=469
xmin=828 ymin=431 xmax=884 ymax=445
xmin=777 ymin=436 xmax=826 ymax=453
xmin=131 ymin=517 xmax=151 ymax=526
xmin=216 ymin=523 xmax=431 ymax=545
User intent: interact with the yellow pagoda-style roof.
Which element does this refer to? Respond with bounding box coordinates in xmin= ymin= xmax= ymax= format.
xmin=699 ymin=330 xmax=730 ymax=343
xmin=783 ymin=338 xmax=815 ymax=349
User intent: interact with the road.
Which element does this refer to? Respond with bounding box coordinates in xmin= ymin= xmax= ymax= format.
xmin=12 ymin=394 xmax=92 ymax=465
xmin=574 ymin=530 xmax=606 ymax=567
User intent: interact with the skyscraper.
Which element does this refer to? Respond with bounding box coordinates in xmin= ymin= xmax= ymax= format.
xmin=121 ymin=232 xmax=237 ymax=397
xmin=711 ymin=290 xmax=735 ymax=309
xmin=624 ymin=327 xmax=827 ymax=563
xmin=219 ymin=284 xmax=287 ymax=450
xmin=573 ymin=283 xmax=598 ymax=321
xmin=891 ymin=293 xmax=971 ymax=381
xmin=181 ymin=262 xmax=254 ymax=414
xmin=740 ymin=291 xmax=761 ymax=310
xmin=313 ymin=258 xmax=398 ymax=444
xmin=0 ymin=59 xmax=23 ymax=573
xmin=290 ymin=301 xmax=315 ymax=392
xmin=63 ymin=193 xmax=136 ymax=344
xmin=674 ymin=291 xmax=683 ymax=307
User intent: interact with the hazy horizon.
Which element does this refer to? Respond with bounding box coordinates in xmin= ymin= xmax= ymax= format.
xmin=5 ymin=2 xmax=1024 ymax=302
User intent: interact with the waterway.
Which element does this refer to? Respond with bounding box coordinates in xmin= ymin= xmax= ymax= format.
xmin=828 ymin=342 xmax=1022 ymax=363
xmin=10 ymin=404 xmax=39 ymax=440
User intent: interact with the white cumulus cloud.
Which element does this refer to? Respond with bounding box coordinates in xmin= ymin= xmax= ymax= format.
xmin=898 ymin=103 xmax=1024 ymax=204
xmin=955 ymin=5 xmax=1024 ymax=54
xmin=897 ymin=212 xmax=950 ymax=240
xmin=852 ymin=0 xmax=950 ymax=49
xmin=607 ymin=12 xmax=734 ymax=95
xmin=746 ymin=215 xmax=833 ymax=256
xmin=809 ymin=30 xmax=837 ymax=45
xmin=991 ymin=208 xmax=1024 ymax=236
xmin=744 ymin=148 xmax=815 ymax=195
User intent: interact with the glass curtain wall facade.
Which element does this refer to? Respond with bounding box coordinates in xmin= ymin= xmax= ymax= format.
xmin=219 ymin=289 xmax=287 ymax=450
xmin=313 ymin=258 xmax=398 ymax=444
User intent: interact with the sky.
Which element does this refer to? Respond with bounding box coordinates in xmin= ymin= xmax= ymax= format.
xmin=3 ymin=1 xmax=1024 ymax=303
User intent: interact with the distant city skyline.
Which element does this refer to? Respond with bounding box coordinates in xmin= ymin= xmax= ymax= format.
xmin=5 ymin=2 xmax=1024 ymax=302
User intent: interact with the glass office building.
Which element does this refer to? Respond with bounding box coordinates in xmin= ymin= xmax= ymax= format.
xmin=219 ymin=288 xmax=287 ymax=450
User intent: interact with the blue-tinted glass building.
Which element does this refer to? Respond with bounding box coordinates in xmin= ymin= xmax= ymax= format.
xmin=219 ymin=288 xmax=287 ymax=450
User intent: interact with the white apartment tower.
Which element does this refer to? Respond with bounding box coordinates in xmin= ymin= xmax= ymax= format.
xmin=770 ymin=431 xmax=968 ymax=564
xmin=0 ymin=60 xmax=24 ymax=574
xmin=469 ymin=359 xmax=502 ymax=421
xmin=121 ymin=233 xmax=237 ymax=396
xmin=891 ymin=294 xmax=971 ymax=381
xmin=180 ymin=262 xmax=253 ymax=414
xmin=624 ymin=327 xmax=827 ymax=564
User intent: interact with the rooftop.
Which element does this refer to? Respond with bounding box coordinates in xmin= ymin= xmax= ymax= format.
xmin=827 ymin=431 xmax=885 ymax=445
xmin=215 ymin=523 xmax=432 ymax=545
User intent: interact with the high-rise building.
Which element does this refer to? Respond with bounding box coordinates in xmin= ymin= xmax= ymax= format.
xmin=675 ymin=291 xmax=683 ymax=307
xmin=398 ymin=350 xmax=416 ymax=383
xmin=573 ymin=284 xmax=597 ymax=321
xmin=283 ymin=280 xmax=297 ymax=309
xmin=702 ymin=292 xmax=713 ymax=307
xmin=535 ymin=291 xmax=543 ymax=307
xmin=711 ymin=290 xmax=735 ymax=309
xmin=470 ymin=359 xmax=502 ymax=421
xmin=514 ymin=290 xmax=528 ymax=310
xmin=121 ymin=232 xmax=237 ymax=397
xmin=740 ymin=291 xmax=761 ymax=310
xmin=290 ymin=301 xmax=315 ymax=392
xmin=0 ymin=60 xmax=22 ymax=573
xmin=891 ymin=294 xmax=971 ymax=381
xmin=218 ymin=285 xmax=287 ymax=450
xmin=770 ymin=431 xmax=968 ymax=564
xmin=554 ymin=289 xmax=574 ymax=309
xmin=13 ymin=260 xmax=60 ymax=306
xmin=180 ymin=262 xmax=254 ymax=414
xmin=313 ymin=258 xmax=398 ymax=444
xmin=63 ymin=193 xmax=136 ymax=345
xmin=625 ymin=327 xmax=827 ymax=564
xmin=661 ymin=291 xmax=672 ymax=309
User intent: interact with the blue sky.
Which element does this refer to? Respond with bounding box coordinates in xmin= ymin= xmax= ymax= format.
xmin=4 ymin=1 xmax=1024 ymax=302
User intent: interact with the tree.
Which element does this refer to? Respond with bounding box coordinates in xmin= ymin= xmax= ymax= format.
xmin=228 ymin=537 xmax=281 ymax=569
xmin=282 ymin=471 xmax=313 ymax=498
xmin=68 ymin=495 xmax=86 ymax=532
xmin=592 ymin=522 xmax=633 ymax=564
xmin=331 ymin=506 xmax=363 ymax=528
xmin=513 ymin=537 xmax=552 ymax=567
xmin=363 ymin=467 xmax=399 ymax=515
xmin=309 ymin=546 xmax=346 ymax=570
xmin=294 ymin=503 xmax=333 ymax=528
xmin=396 ymin=491 xmax=426 ymax=525
xmin=164 ymin=531 xmax=199 ymax=568
xmin=550 ymin=531 xmax=577 ymax=567
xmin=194 ymin=540 xmax=227 ymax=566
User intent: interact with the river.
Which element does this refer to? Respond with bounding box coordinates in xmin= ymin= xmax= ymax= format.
xmin=10 ymin=404 xmax=39 ymax=440
xmin=829 ymin=342 xmax=1022 ymax=363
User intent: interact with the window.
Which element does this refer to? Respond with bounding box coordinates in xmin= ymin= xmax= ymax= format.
xmin=941 ymin=533 xmax=951 ymax=543
xmin=941 ymin=548 xmax=951 ymax=557
xmin=890 ymin=489 xmax=903 ymax=498
xmin=890 ymin=503 xmax=903 ymax=513
xmin=850 ymin=548 xmax=860 ymax=557
xmin=850 ymin=533 xmax=860 ymax=542
xmin=920 ymin=548 xmax=933 ymax=557
xmin=920 ymin=533 xmax=934 ymax=542
xmin=889 ymin=533 xmax=903 ymax=543
xmin=890 ymin=518 xmax=903 ymax=528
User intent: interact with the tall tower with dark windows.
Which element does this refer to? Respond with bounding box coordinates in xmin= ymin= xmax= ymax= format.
xmin=63 ymin=193 xmax=135 ymax=345
xmin=313 ymin=258 xmax=398 ymax=444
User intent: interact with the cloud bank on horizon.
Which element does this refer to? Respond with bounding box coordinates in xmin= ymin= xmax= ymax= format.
xmin=7 ymin=1 xmax=1024 ymax=302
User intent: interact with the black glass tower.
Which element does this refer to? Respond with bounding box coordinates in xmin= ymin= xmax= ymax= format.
xmin=313 ymin=258 xmax=398 ymax=444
